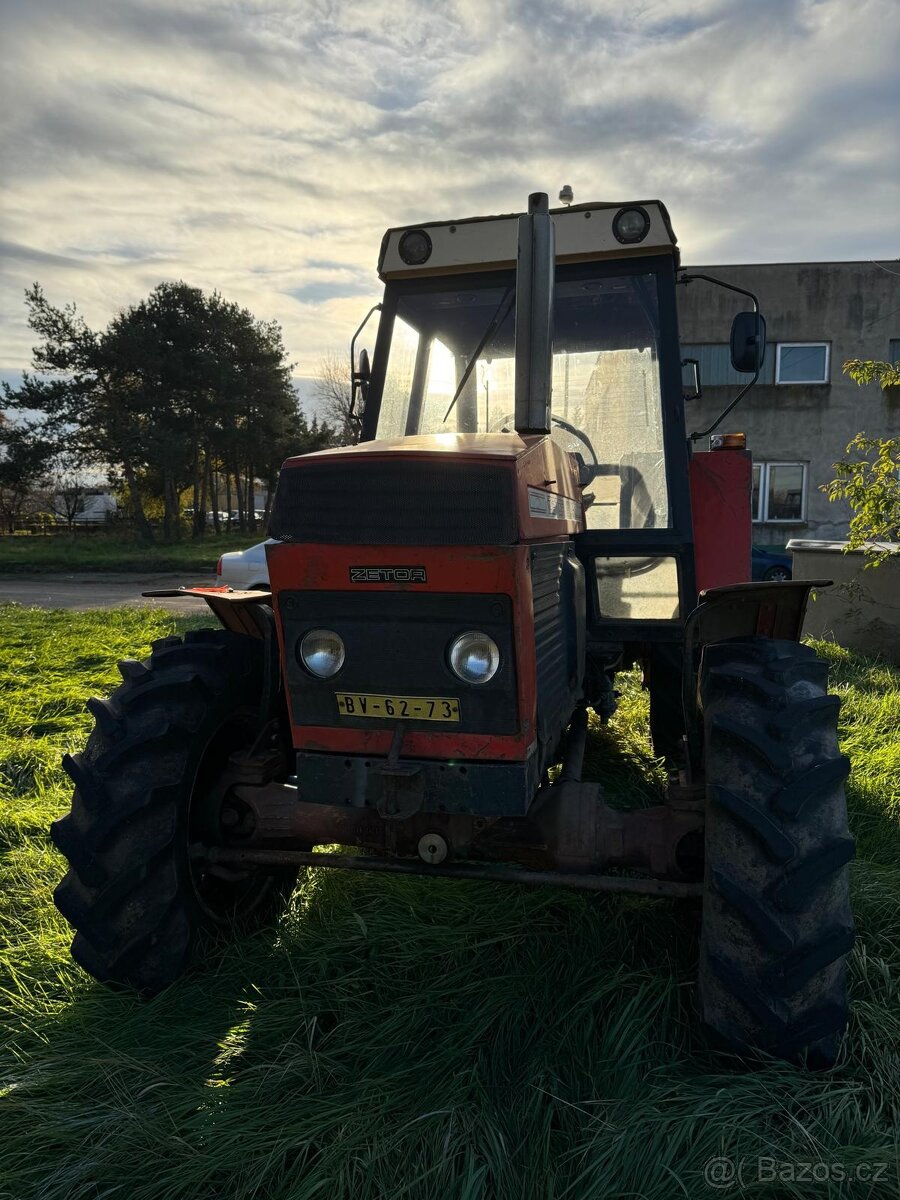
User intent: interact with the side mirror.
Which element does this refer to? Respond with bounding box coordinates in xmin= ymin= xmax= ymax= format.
xmin=349 ymin=302 xmax=382 ymax=426
xmin=681 ymin=357 xmax=701 ymax=401
xmin=352 ymin=348 xmax=371 ymax=407
xmin=730 ymin=311 xmax=767 ymax=374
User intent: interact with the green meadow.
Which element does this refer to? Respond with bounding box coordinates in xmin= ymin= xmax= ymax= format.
xmin=1 ymin=604 xmax=898 ymax=1198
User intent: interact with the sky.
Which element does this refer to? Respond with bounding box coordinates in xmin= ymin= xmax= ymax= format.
xmin=2 ymin=0 xmax=898 ymax=409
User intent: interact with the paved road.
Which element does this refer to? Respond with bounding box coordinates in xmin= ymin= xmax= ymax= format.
xmin=0 ymin=572 xmax=219 ymax=613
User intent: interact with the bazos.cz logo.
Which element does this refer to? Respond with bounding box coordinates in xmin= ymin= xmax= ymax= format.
xmin=703 ymin=1156 xmax=893 ymax=1190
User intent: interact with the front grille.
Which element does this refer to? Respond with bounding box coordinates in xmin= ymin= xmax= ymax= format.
xmin=269 ymin=458 xmax=517 ymax=545
xmin=280 ymin=590 xmax=518 ymax=735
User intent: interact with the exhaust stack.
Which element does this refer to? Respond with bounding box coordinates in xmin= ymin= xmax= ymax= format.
xmin=514 ymin=192 xmax=555 ymax=435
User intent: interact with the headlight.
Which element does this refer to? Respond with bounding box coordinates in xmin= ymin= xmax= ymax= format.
xmin=613 ymin=206 xmax=650 ymax=244
xmin=448 ymin=630 xmax=500 ymax=685
xmin=398 ymin=228 xmax=432 ymax=265
xmin=299 ymin=629 xmax=345 ymax=679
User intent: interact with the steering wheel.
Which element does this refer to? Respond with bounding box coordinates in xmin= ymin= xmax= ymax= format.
xmin=489 ymin=411 xmax=658 ymax=528
xmin=489 ymin=411 xmax=601 ymax=469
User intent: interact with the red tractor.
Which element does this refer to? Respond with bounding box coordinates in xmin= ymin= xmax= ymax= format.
xmin=52 ymin=194 xmax=854 ymax=1066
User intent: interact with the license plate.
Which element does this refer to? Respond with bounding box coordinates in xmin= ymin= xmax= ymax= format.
xmin=335 ymin=693 xmax=460 ymax=722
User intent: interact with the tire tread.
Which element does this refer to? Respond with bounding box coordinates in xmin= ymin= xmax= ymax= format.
xmin=52 ymin=629 xmax=295 ymax=993
xmin=698 ymin=637 xmax=855 ymax=1066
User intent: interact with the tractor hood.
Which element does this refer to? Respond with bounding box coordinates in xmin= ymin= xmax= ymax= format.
xmin=269 ymin=433 xmax=583 ymax=547
xmin=280 ymin=432 xmax=536 ymax=469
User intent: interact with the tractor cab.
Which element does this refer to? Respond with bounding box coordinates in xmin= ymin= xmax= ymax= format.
xmin=357 ymin=199 xmax=692 ymax=635
xmin=373 ymin=246 xmax=672 ymax=528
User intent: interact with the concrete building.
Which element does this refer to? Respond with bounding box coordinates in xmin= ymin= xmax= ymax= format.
xmin=677 ymin=261 xmax=900 ymax=544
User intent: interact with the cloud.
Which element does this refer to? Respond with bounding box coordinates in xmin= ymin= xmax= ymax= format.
xmin=2 ymin=0 xmax=898 ymax=391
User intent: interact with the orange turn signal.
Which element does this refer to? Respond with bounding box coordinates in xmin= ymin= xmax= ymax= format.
xmin=710 ymin=433 xmax=747 ymax=450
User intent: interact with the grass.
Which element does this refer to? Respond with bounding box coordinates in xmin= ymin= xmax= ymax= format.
xmin=0 ymin=532 xmax=260 ymax=574
xmin=0 ymin=605 xmax=898 ymax=1199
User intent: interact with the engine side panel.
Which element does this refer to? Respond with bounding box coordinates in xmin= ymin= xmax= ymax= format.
xmin=531 ymin=542 xmax=585 ymax=771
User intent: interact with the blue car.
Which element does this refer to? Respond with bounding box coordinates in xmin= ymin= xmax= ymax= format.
xmin=752 ymin=546 xmax=792 ymax=582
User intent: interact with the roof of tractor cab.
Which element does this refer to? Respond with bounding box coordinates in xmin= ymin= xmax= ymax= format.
xmin=378 ymin=200 xmax=678 ymax=280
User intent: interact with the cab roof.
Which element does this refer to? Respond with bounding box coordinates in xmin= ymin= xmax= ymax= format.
xmin=378 ymin=200 xmax=678 ymax=280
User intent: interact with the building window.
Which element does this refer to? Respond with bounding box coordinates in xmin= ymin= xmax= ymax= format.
xmin=680 ymin=343 xmax=775 ymax=386
xmin=775 ymin=342 xmax=830 ymax=384
xmin=752 ymin=462 xmax=807 ymax=523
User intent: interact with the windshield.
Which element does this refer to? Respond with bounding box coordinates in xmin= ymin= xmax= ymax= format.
xmin=374 ymin=267 xmax=669 ymax=529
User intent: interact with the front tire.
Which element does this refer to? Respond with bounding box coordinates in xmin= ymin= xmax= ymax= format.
xmin=51 ymin=629 xmax=297 ymax=993
xmin=698 ymin=638 xmax=855 ymax=1067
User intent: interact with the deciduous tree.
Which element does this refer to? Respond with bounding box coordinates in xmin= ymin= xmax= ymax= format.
xmin=312 ymin=352 xmax=358 ymax=445
xmin=0 ymin=418 xmax=54 ymax=533
xmin=822 ymin=358 xmax=900 ymax=565
xmin=842 ymin=358 xmax=900 ymax=391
